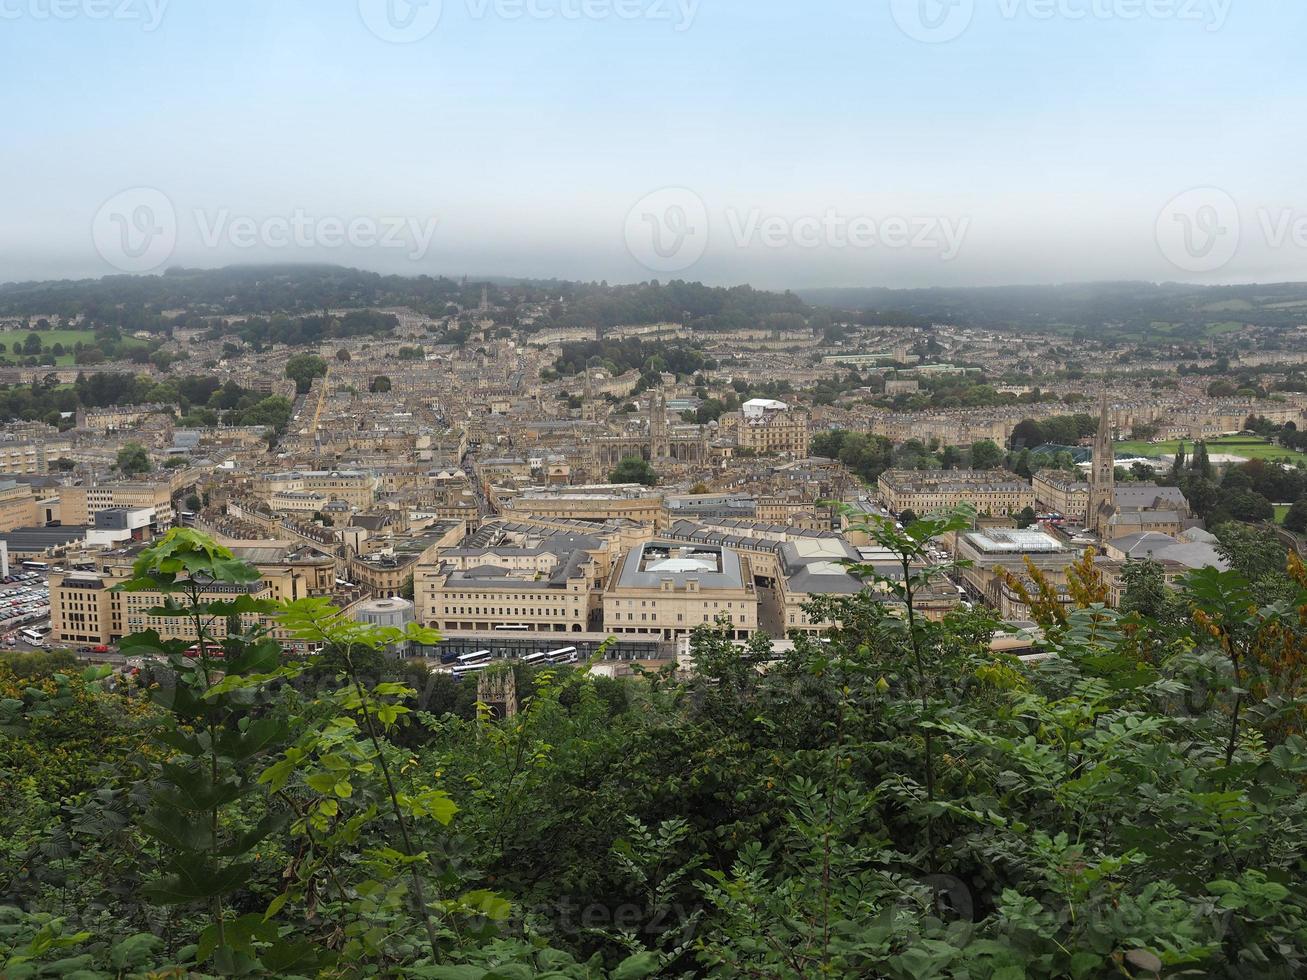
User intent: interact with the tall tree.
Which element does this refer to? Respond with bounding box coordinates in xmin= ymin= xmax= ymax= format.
xmin=610 ymin=456 xmax=658 ymax=487
xmin=970 ymin=439 xmax=1004 ymax=470
xmin=1171 ymin=441 xmax=1187 ymax=478
xmin=285 ymin=353 xmax=328 ymax=395
xmin=115 ymin=442 xmax=151 ymax=476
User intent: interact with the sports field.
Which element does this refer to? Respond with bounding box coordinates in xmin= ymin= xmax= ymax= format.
xmin=0 ymin=329 xmax=148 ymax=366
xmin=1114 ymin=436 xmax=1307 ymax=465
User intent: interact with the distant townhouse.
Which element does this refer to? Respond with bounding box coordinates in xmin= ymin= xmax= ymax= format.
xmin=878 ymin=469 xmax=1035 ymax=517
xmin=729 ymin=400 xmax=811 ymax=457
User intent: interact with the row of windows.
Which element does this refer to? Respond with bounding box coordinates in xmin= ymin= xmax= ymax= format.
xmin=443 ymin=606 xmax=582 ymax=618
xmin=613 ymin=599 xmax=740 ymax=609
xmin=436 ymin=593 xmax=579 ymax=602
xmin=611 ymin=612 xmax=738 ymax=624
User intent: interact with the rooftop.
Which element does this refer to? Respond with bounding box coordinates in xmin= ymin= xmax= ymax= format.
xmin=615 ymin=542 xmax=746 ymax=591
xmin=964 ymin=528 xmax=1067 ymax=554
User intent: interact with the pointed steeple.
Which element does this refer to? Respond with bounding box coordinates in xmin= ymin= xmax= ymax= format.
xmin=1087 ymin=387 xmax=1116 ymax=534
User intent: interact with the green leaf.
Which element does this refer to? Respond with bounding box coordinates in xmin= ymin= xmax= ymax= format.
xmin=260 ymin=937 xmax=334 ymax=974
xmin=218 ymin=715 xmax=288 ymax=762
xmin=305 ymin=772 xmax=339 ymax=794
xmin=110 ymin=934 xmax=163 ymax=970
xmin=611 ymin=951 xmax=661 ymax=980
xmin=1069 ymin=952 xmax=1102 ymax=979
xmin=141 ymin=860 xmax=256 ymax=905
xmin=218 ymin=810 xmax=291 ymax=857
xmin=139 ymin=806 xmax=216 ymax=853
xmin=460 ymin=889 xmax=512 ymax=922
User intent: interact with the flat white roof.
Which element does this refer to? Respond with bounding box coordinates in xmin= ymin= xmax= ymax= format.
xmin=966 ymin=529 xmax=1066 ymax=554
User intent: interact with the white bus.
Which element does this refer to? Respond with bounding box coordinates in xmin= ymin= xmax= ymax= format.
xmin=457 ymin=650 xmax=491 ymax=664
xmin=546 ymin=646 xmax=578 ymax=664
xmin=21 ymin=561 xmax=49 ymax=572
xmin=495 ymin=624 xmax=530 ymax=632
xmin=20 ymin=629 xmax=45 ymax=646
xmin=523 ymin=651 xmax=552 ymax=666
xmin=452 ymin=663 xmax=489 ymax=678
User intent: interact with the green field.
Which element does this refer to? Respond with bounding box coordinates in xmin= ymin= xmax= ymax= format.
xmin=1115 ymin=436 xmax=1307 ymax=465
xmin=0 ymin=329 xmax=96 ymax=366
xmin=0 ymin=329 xmax=149 ymax=367
xmin=1139 ymin=319 xmax=1246 ymax=339
xmin=1276 ymin=504 xmax=1291 ymax=524
xmin=0 ymin=328 xmax=96 ymax=347
xmin=1202 ymin=320 xmax=1246 ymax=336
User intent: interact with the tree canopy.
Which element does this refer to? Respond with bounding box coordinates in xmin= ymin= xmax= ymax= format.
xmin=114 ymin=442 xmax=151 ymax=476
xmin=9 ymin=521 xmax=1307 ymax=975
xmin=609 ymin=455 xmax=658 ymax=486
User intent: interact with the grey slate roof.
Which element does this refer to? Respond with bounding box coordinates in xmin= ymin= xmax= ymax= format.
xmin=615 ymin=542 xmax=745 ymax=590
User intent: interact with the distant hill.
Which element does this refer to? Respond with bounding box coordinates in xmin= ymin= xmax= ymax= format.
xmin=0 ymin=265 xmax=810 ymax=335
xmin=0 ymin=265 xmax=470 ymax=323
xmin=798 ymin=281 xmax=1307 ymax=339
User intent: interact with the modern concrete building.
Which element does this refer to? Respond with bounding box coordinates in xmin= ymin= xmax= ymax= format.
xmin=59 ymin=481 xmax=176 ymax=530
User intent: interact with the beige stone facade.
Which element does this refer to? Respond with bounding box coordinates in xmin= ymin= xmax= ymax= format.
xmin=59 ymin=481 xmax=175 ymax=529
xmin=878 ymin=469 xmax=1035 ymax=517
xmin=732 ymin=410 xmax=811 ymax=457
xmin=49 ymin=545 xmax=336 ymax=647
xmin=0 ymin=481 xmax=37 ymax=532
xmin=1032 ymin=472 xmax=1090 ymax=517
xmin=0 ymin=439 xmax=72 ymax=475
xmin=416 ymin=560 xmax=599 ymax=634
xmin=504 ymin=487 xmax=667 ymax=527
xmin=603 ymin=543 xmax=758 ymax=641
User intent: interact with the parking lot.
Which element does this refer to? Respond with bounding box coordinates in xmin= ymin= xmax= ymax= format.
xmin=0 ymin=570 xmax=52 ymax=650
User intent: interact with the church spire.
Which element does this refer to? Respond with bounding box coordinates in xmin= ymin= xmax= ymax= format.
xmin=1087 ymin=387 xmax=1116 ymax=534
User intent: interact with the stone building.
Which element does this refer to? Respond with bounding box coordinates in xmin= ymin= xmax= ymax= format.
xmin=878 ymin=469 xmax=1035 ymax=517
xmin=603 ymin=541 xmax=757 ymax=642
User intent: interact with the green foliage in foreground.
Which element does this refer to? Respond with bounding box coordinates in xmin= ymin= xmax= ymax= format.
xmin=5 ymin=523 xmax=1307 ymax=976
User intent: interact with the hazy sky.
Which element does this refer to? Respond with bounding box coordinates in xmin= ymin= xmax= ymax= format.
xmin=2 ymin=0 xmax=1306 ymax=289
